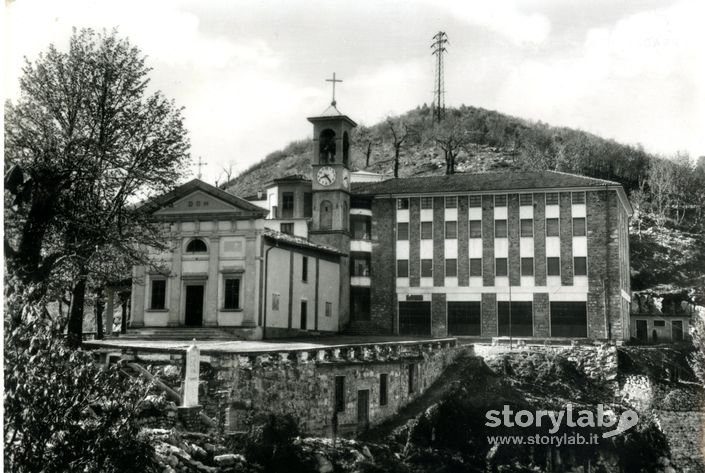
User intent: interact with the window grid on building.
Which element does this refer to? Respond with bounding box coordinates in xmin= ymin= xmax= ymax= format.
xmin=470 ymin=258 xmax=482 ymax=277
xmin=520 ymin=219 xmax=533 ymax=237
xmin=521 ymin=257 xmax=534 ymax=276
xmin=420 ymin=196 xmax=434 ymax=209
xmin=547 ymin=257 xmax=561 ymax=276
xmin=546 ymin=193 xmax=559 ymax=205
xmin=574 ymin=257 xmax=587 ymax=276
xmin=397 ymin=259 xmax=409 ymax=278
xmin=496 ymin=258 xmax=508 ymax=277
xmin=445 ymin=221 xmax=457 ymax=239
xmin=397 ymin=198 xmax=409 ymax=210
xmin=546 ymin=218 xmax=560 ymax=237
xmin=223 ymin=277 xmax=240 ymax=309
xmin=445 ymin=196 xmax=458 ymax=208
xmin=280 ymin=222 xmax=294 ymax=235
xmin=467 ymin=220 xmax=481 ymax=238
xmin=520 ymin=193 xmax=533 ymax=206
xmin=421 ymin=259 xmax=433 ymax=278
xmin=494 ymin=195 xmax=507 ymax=207
xmin=468 ymin=195 xmax=482 ymax=207
xmin=495 ymin=219 xmax=508 ymax=238
xmin=573 ymin=217 xmax=586 ymax=237
xmin=397 ymin=222 xmax=409 ymax=240
xmin=445 ymin=259 xmax=457 ymax=277
xmin=421 ymin=221 xmax=433 ymax=240
xmin=150 ymin=279 xmax=166 ymax=310
xmin=571 ymin=191 xmax=586 ymax=204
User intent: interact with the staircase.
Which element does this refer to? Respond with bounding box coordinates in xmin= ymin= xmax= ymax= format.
xmin=112 ymin=327 xmax=250 ymax=341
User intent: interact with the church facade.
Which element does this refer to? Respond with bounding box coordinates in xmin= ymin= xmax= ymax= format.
xmin=130 ymin=101 xmax=634 ymax=341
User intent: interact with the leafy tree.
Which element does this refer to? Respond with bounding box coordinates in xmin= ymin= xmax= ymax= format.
xmin=3 ymin=292 xmax=157 ymax=472
xmin=4 ymin=28 xmax=190 ymax=345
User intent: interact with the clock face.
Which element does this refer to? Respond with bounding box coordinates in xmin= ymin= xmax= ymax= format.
xmin=317 ymin=166 xmax=336 ymax=186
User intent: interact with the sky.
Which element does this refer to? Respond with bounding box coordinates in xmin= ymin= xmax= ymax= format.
xmin=3 ymin=0 xmax=704 ymax=184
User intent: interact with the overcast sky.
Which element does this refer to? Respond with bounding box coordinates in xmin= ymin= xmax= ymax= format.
xmin=4 ymin=0 xmax=704 ymax=184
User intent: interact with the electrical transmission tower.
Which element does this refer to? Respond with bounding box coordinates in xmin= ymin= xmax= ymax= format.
xmin=431 ymin=31 xmax=448 ymax=123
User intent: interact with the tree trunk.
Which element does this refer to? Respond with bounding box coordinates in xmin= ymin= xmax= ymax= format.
xmin=67 ymin=272 xmax=88 ymax=347
xmin=365 ymin=143 xmax=372 ymax=167
xmin=120 ymin=292 xmax=129 ymax=334
xmin=394 ymin=146 xmax=400 ymax=178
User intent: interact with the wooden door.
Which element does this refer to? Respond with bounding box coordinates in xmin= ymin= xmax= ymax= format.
xmin=185 ymin=285 xmax=204 ymax=326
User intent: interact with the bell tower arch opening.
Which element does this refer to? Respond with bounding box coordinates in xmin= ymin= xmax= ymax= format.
xmin=342 ymin=131 xmax=350 ymax=167
xmin=319 ymin=129 xmax=336 ymax=164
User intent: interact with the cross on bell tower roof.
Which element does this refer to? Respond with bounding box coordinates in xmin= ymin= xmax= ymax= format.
xmin=325 ymin=72 xmax=343 ymax=107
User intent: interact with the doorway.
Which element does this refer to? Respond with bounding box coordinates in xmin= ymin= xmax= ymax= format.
xmin=185 ymin=285 xmax=204 ymax=326
xmin=636 ymin=320 xmax=648 ymax=342
xmin=300 ymin=300 xmax=308 ymax=330
xmin=357 ymin=389 xmax=369 ymax=431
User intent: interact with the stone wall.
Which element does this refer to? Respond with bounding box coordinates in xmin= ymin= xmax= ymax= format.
xmin=199 ymin=339 xmax=462 ymax=436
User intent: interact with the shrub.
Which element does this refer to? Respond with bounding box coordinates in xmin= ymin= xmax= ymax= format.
xmin=4 ymin=300 xmax=157 ymax=473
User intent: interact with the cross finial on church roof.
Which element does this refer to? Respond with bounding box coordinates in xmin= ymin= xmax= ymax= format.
xmin=325 ymin=72 xmax=343 ymax=106
xmin=196 ymin=156 xmax=206 ymax=180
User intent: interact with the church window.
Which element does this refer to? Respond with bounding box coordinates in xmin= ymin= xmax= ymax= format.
xmin=320 ymin=200 xmax=333 ymax=230
xmin=186 ymin=238 xmax=207 ymax=253
xmin=343 ymin=131 xmax=350 ymax=166
xmin=150 ymin=279 xmax=166 ymax=310
xmin=319 ymin=129 xmax=336 ymax=163
xmin=223 ymin=277 xmax=241 ymax=310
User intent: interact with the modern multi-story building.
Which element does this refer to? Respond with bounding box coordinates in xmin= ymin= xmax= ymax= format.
xmin=130 ymin=100 xmax=633 ymax=341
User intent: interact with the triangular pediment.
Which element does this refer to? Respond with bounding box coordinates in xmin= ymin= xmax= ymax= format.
xmin=141 ymin=179 xmax=268 ymax=218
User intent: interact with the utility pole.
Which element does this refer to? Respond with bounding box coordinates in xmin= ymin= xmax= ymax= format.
xmin=431 ymin=31 xmax=448 ymax=123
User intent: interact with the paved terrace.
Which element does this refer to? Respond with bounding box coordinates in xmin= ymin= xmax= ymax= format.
xmin=84 ymin=335 xmax=458 ymax=356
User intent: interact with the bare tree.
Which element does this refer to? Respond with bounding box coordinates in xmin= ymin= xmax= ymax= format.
xmin=386 ymin=117 xmax=413 ymax=178
xmin=428 ymin=114 xmax=474 ymax=175
xmin=354 ymin=126 xmax=375 ymax=168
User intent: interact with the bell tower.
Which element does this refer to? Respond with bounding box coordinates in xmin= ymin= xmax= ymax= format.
xmin=308 ymin=73 xmax=356 ymax=329
xmin=308 ymin=74 xmax=356 ymax=248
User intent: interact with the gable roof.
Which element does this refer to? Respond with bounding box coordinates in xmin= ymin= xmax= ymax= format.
xmin=139 ymin=179 xmax=268 ymax=218
xmin=352 ymin=170 xmax=632 ymax=216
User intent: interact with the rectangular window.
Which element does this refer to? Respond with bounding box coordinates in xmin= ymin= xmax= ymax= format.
xmin=469 ymin=220 xmax=482 ymax=238
xmin=520 ymin=219 xmax=533 ymax=237
xmin=547 ymin=257 xmax=561 ymax=276
xmin=498 ymin=301 xmax=534 ymax=337
xmin=494 ymin=195 xmax=507 ymax=207
xmin=574 ymin=257 xmax=587 ymax=276
xmin=380 ymin=374 xmax=388 ymax=406
xmin=335 ymin=376 xmax=345 ymax=412
xmin=352 ymin=254 xmax=371 ymax=277
xmin=445 ymin=221 xmax=457 ymax=239
xmin=495 ymin=219 xmax=507 ymax=238
xmin=445 ymin=196 xmax=457 ymax=208
xmin=303 ymin=192 xmax=313 ymax=218
xmin=420 ymin=196 xmax=434 ymax=209
xmin=325 ymin=301 xmax=332 ymax=318
xmin=546 ymin=192 xmax=559 ymax=205
xmin=654 ymin=320 xmax=665 ymax=327
xmin=546 ymin=218 xmax=560 ymax=237
xmin=421 ymin=259 xmax=433 ymax=278
xmin=397 ymin=259 xmax=409 ymax=278
xmin=469 ymin=195 xmax=482 ymax=207
xmin=447 ymin=301 xmax=482 ymax=336
xmin=408 ymin=364 xmax=416 ymax=394
xmin=397 ymin=222 xmax=409 ymax=240
xmin=272 ymin=293 xmax=280 ymax=311
xmin=470 ymin=258 xmax=482 ymax=277
xmin=573 ymin=217 xmax=586 ymax=237
xmin=521 ymin=257 xmax=534 ymax=276
xmin=445 ymin=259 xmax=457 ymax=277
xmin=421 ymin=221 xmax=433 ymax=240
xmin=282 ymin=192 xmax=294 ymax=218
xmin=496 ymin=258 xmax=508 ymax=277
xmin=223 ymin=278 xmax=240 ymax=309
xmin=302 ymin=256 xmax=308 ymax=282
xmin=397 ymin=198 xmax=409 ymax=210
xmin=351 ymin=215 xmax=371 ymax=240
xmin=280 ymin=222 xmax=294 ymax=235
xmin=520 ymin=193 xmax=533 ymax=206
xmin=571 ymin=192 xmax=586 ymax=204
xmin=150 ymin=279 xmax=166 ymax=310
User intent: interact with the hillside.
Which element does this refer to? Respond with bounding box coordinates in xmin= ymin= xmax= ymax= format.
xmin=225 ymin=105 xmax=705 ymax=301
